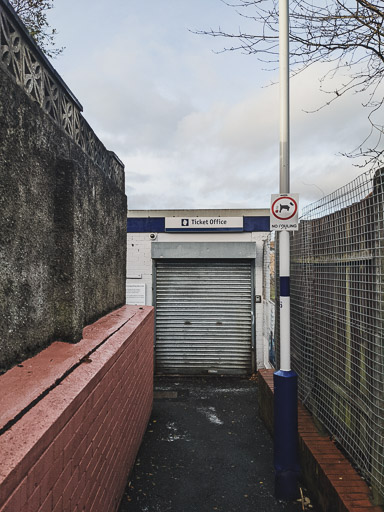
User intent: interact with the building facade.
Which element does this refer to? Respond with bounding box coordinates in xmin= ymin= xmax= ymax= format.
xmin=127 ymin=209 xmax=274 ymax=375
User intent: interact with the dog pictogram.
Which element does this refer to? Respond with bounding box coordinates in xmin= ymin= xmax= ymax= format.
xmin=277 ymin=201 xmax=294 ymax=214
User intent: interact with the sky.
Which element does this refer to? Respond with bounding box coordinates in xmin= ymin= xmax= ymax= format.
xmin=46 ymin=0 xmax=381 ymax=212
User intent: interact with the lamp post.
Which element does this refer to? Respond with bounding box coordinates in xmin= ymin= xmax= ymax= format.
xmin=273 ymin=0 xmax=300 ymax=500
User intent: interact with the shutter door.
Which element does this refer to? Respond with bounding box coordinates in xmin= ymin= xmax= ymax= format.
xmin=155 ymin=260 xmax=253 ymax=375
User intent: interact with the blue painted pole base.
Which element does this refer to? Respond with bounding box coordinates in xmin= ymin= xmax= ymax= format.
xmin=274 ymin=370 xmax=300 ymax=500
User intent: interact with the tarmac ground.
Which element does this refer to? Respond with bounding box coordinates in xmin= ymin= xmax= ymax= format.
xmin=118 ymin=376 xmax=316 ymax=512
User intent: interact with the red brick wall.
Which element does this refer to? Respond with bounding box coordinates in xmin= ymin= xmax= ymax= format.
xmin=257 ymin=369 xmax=382 ymax=512
xmin=0 ymin=305 xmax=154 ymax=512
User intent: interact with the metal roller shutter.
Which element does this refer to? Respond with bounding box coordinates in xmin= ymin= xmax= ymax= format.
xmin=155 ymin=260 xmax=253 ymax=375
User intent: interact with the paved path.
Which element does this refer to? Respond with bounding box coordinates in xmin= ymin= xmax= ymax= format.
xmin=118 ymin=377 xmax=315 ymax=512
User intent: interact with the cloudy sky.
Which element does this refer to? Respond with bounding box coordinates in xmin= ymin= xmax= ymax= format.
xmin=46 ymin=0 xmax=379 ymax=211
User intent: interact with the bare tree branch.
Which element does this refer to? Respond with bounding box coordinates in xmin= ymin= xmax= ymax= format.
xmin=195 ymin=0 xmax=384 ymax=165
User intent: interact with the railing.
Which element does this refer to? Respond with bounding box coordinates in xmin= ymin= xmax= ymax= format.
xmin=0 ymin=0 xmax=124 ymax=189
xmin=290 ymin=168 xmax=384 ymax=499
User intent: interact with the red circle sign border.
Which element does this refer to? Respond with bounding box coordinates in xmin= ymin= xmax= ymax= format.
xmin=272 ymin=196 xmax=298 ymax=220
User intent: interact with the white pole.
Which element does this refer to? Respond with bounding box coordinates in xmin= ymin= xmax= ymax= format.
xmin=274 ymin=0 xmax=299 ymax=500
xmin=279 ymin=0 xmax=290 ymax=195
xmin=279 ymin=231 xmax=291 ymax=371
xmin=279 ymin=0 xmax=290 ymax=371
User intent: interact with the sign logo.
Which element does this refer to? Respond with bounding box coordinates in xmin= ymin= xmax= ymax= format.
xmin=181 ymin=219 xmax=189 ymax=226
xmin=270 ymin=194 xmax=299 ymax=231
xmin=272 ymin=197 xmax=297 ymax=220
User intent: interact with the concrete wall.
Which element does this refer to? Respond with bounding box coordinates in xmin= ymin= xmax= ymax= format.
xmin=0 ymin=5 xmax=126 ymax=371
xmin=0 ymin=306 xmax=154 ymax=512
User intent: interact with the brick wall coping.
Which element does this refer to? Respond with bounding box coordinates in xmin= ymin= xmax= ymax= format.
xmin=0 ymin=305 xmax=153 ymax=506
xmin=0 ymin=306 xmax=142 ymax=432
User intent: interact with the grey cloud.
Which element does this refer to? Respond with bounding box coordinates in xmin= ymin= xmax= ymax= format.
xmin=47 ymin=1 xmax=380 ymax=212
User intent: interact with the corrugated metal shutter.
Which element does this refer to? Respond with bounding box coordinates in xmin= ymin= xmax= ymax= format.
xmin=155 ymin=260 xmax=253 ymax=375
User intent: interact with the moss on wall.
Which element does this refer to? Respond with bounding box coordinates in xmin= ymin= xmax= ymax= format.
xmin=0 ymin=69 xmax=127 ymax=372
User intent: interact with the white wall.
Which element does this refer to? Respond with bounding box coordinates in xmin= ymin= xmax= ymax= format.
xmin=126 ymin=233 xmax=154 ymax=305
xmin=252 ymin=231 xmax=266 ymax=368
xmin=157 ymin=232 xmax=253 ymax=242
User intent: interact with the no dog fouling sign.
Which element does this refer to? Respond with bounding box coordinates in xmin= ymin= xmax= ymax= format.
xmin=270 ymin=194 xmax=299 ymax=231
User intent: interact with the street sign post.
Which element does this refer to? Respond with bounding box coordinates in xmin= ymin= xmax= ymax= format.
xmin=273 ymin=0 xmax=300 ymax=500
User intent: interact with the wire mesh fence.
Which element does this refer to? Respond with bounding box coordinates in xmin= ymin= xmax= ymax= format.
xmin=290 ymin=168 xmax=384 ymax=498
